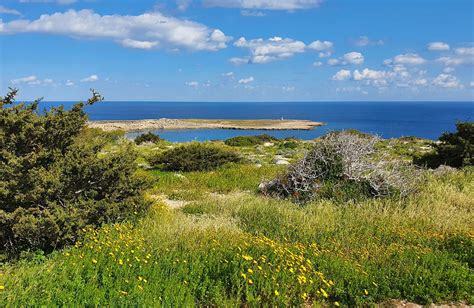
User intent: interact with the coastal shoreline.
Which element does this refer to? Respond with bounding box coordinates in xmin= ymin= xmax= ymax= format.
xmin=88 ymin=118 xmax=324 ymax=132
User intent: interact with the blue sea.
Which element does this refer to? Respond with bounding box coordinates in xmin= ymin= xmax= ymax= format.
xmin=40 ymin=101 xmax=473 ymax=142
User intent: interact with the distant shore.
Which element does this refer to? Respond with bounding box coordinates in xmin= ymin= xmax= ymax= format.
xmin=88 ymin=118 xmax=324 ymax=132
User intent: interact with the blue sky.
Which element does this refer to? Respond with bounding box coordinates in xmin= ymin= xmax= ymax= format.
xmin=1 ymin=0 xmax=473 ymax=101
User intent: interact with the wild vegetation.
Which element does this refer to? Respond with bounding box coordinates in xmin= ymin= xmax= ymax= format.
xmin=0 ymin=90 xmax=473 ymax=306
xmin=0 ymin=89 xmax=150 ymax=257
xmin=134 ymin=132 xmax=162 ymax=145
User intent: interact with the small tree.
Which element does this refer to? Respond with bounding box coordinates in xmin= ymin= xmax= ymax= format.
xmin=0 ymin=88 xmax=150 ymax=256
xmin=414 ymin=122 xmax=473 ymax=168
xmin=135 ymin=132 xmax=162 ymax=145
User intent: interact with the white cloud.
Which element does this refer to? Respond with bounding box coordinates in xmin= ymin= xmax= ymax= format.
xmin=412 ymin=78 xmax=428 ymax=86
xmin=229 ymin=57 xmax=249 ymax=65
xmin=185 ymin=81 xmax=199 ymax=88
xmin=432 ymin=73 xmax=462 ymax=89
xmin=234 ymin=36 xmax=306 ymax=64
xmin=176 ymin=0 xmax=192 ymax=10
xmin=222 ymin=71 xmax=234 ymax=77
xmin=343 ymin=52 xmax=364 ymax=65
xmin=454 ymin=47 xmax=474 ymax=56
xmin=313 ymin=61 xmax=323 ymax=67
xmin=203 ymin=0 xmax=322 ymax=10
xmin=80 ymin=75 xmax=99 ymax=82
xmin=11 ymin=75 xmax=37 ymax=84
xmin=0 ymin=9 xmax=231 ymax=51
xmin=353 ymin=36 xmax=383 ymax=47
xmin=307 ymin=40 xmax=333 ymax=51
xmin=353 ymin=68 xmax=389 ymax=81
xmin=470 ymin=81 xmax=474 ymax=88
xmin=0 ymin=6 xmax=21 ymax=15
xmin=328 ymin=52 xmax=364 ymax=66
xmin=65 ymin=80 xmax=74 ymax=86
xmin=282 ymin=86 xmax=295 ymax=92
xmin=427 ymin=42 xmax=450 ymax=51
xmin=241 ymin=10 xmax=266 ymax=17
xmin=332 ymin=69 xmax=351 ymax=81
xmin=238 ymin=76 xmax=254 ymax=84
xmin=121 ymin=39 xmax=159 ymax=49
xmin=385 ymin=53 xmax=426 ymax=65
xmin=443 ymin=67 xmax=455 ymax=73
xmin=19 ymin=0 xmax=77 ymax=4
xmin=10 ymin=75 xmax=55 ymax=85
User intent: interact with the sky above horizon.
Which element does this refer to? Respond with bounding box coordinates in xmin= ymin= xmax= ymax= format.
xmin=0 ymin=0 xmax=473 ymax=102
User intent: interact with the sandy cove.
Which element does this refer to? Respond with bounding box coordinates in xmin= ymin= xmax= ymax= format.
xmin=88 ymin=118 xmax=324 ymax=132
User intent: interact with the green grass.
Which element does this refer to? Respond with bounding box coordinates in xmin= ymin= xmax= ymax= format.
xmin=1 ymin=138 xmax=473 ymax=306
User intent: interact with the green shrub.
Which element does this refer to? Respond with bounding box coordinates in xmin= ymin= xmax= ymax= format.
xmin=149 ymin=143 xmax=242 ymax=172
xmin=414 ymin=122 xmax=473 ymax=168
xmin=224 ymin=134 xmax=278 ymax=147
xmin=0 ymin=89 xmax=151 ymax=257
xmin=134 ymin=132 xmax=162 ymax=145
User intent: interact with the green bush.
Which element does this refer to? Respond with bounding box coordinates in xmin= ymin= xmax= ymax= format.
xmin=0 ymin=89 xmax=151 ymax=257
xmin=414 ymin=122 xmax=473 ymax=168
xmin=134 ymin=132 xmax=162 ymax=145
xmin=224 ymin=134 xmax=278 ymax=147
xmin=149 ymin=143 xmax=242 ymax=172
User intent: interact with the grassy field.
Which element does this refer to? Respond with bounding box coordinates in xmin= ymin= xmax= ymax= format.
xmin=1 ymin=136 xmax=473 ymax=306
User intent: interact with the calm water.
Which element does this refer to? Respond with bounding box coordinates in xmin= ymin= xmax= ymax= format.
xmin=40 ymin=101 xmax=473 ymax=141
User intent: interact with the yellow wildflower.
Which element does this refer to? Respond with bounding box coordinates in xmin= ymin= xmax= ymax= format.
xmin=118 ymin=259 xmax=123 ymax=265
xmin=92 ymin=259 xmax=98 ymax=264
xmin=242 ymin=255 xmax=253 ymax=261
xmin=240 ymin=273 xmax=247 ymax=279
xmin=248 ymin=279 xmax=253 ymax=285
xmin=247 ymin=268 xmax=254 ymax=274
xmin=364 ymin=289 xmax=369 ymax=296
xmin=274 ymin=290 xmax=279 ymax=296
xmin=0 ymin=286 xmax=4 ymax=291
xmin=335 ymin=302 xmax=340 ymax=307
xmin=320 ymin=288 xmax=328 ymax=298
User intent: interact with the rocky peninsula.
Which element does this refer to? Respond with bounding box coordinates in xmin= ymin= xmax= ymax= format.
xmin=88 ymin=118 xmax=324 ymax=132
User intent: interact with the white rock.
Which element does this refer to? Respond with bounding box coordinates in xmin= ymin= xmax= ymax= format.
xmin=263 ymin=142 xmax=274 ymax=147
xmin=275 ymin=160 xmax=290 ymax=165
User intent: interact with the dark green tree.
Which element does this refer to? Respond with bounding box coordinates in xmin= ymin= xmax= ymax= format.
xmin=414 ymin=122 xmax=473 ymax=168
xmin=0 ymin=88 xmax=150 ymax=256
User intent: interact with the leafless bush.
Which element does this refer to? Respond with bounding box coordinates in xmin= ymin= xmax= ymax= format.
xmin=260 ymin=131 xmax=421 ymax=204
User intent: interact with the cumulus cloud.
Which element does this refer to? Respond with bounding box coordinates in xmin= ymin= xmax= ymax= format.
xmin=332 ymin=69 xmax=351 ymax=81
xmin=432 ymin=74 xmax=462 ymax=89
xmin=313 ymin=61 xmax=323 ymax=67
xmin=427 ymin=42 xmax=450 ymax=51
xmin=238 ymin=76 xmax=254 ymax=84
xmin=185 ymin=81 xmax=199 ymax=88
xmin=80 ymin=75 xmax=99 ymax=82
xmin=328 ymin=52 xmax=364 ymax=66
xmin=0 ymin=9 xmax=231 ymax=51
xmin=352 ymin=36 xmax=383 ymax=47
xmin=229 ymin=57 xmax=249 ymax=65
xmin=233 ymin=36 xmax=306 ymax=64
xmin=0 ymin=6 xmax=21 ymax=15
xmin=384 ymin=53 xmax=426 ymax=66
xmin=307 ymin=40 xmax=333 ymax=51
xmin=65 ymin=80 xmax=74 ymax=86
xmin=203 ymin=0 xmax=322 ymax=10
xmin=436 ymin=47 xmax=474 ymax=66
xmin=222 ymin=71 xmax=234 ymax=77
xmin=353 ymin=68 xmax=390 ymax=81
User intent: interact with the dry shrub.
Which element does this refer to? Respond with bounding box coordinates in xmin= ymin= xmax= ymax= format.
xmin=260 ymin=131 xmax=421 ymax=204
